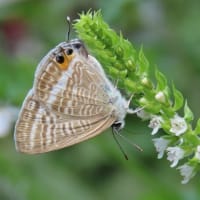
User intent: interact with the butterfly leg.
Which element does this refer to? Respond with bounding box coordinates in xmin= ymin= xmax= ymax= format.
xmin=114 ymin=79 xmax=119 ymax=89
xmin=126 ymin=94 xmax=144 ymax=114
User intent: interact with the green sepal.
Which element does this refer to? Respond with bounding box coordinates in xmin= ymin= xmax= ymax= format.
xmin=155 ymin=68 xmax=167 ymax=91
xmin=137 ymin=47 xmax=149 ymax=75
xmin=194 ymin=119 xmax=200 ymax=135
xmin=184 ymin=100 xmax=194 ymax=122
xmin=172 ymin=83 xmax=184 ymax=111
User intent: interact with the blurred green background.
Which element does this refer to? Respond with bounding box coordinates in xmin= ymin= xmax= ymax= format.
xmin=0 ymin=0 xmax=200 ymax=199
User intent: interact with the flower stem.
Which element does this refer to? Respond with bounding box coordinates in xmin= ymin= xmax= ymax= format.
xmin=74 ymin=10 xmax=200 ymax=184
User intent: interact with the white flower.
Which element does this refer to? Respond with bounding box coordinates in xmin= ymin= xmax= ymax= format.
xmin=178 ymin=164 xmax=195 ymax=184
xmin=166 ymin=147 xmax=185 ymax=167
xmin=148 ymin=115 xmax=163 ymax=135
xmin=194 ymin=145 xmax=200 ymax=160
xmin=136 ymin=109 xmax=151 ymax=120
xmin=155 ymin=91 xmax=166 ymax=103
xmin=0 ymin=106 xmax=19 ymax=138
xmin=170 ymin=114 xmax=187 ymax=136
xmin=152 ymin=137 xmax=170 ymax=159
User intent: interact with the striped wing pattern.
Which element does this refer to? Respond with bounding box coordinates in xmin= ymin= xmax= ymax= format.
xmin=15 ymin=90 xmax=115 ymax=154
xmin=14 ymin=42 xmax=117 ymax=154
xmin=35 ymin=56 xmax=111 ymax=116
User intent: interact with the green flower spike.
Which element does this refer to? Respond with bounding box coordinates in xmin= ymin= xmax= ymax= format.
xmin=74 ymin=10 xmax=200 ymax=184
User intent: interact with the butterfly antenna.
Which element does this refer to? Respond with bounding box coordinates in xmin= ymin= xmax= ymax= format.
xmin=66 ymin=16 xmax=71 ymax=41
xmin=117 ymin=131 xmax=143 ymax=152
xmin=112 ymin=128 xmax=129 ymax=160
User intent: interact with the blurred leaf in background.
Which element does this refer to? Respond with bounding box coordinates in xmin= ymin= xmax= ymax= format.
xmin=0 ymin=0 xmax=200 ymax=200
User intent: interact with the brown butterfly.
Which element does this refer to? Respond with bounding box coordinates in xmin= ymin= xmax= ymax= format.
xmin=14 ymin=39 xmax=135 ymax=154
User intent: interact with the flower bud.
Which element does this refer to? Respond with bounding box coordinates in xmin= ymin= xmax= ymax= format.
xmin=155 ymin=91 xmax=166 ymax=103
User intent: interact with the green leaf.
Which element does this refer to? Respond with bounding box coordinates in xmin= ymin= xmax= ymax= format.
xmin=155 ymin=68 xmax=167 ymax=91
xmin=172 ymin=83 xmax=184 ymax=111
xmin=124 ymin=78 xmax=138 ymax=92
xmin=137 ymin=47 xmax=149 ymax=75
xmin=184 ymin=100 xmax=194 ymax=122
xmin=194 ymin=119 xmax=200 ymax=135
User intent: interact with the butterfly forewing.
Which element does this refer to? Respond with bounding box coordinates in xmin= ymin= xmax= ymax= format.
xmin=34 ymin=51 xmax=111 ymax=117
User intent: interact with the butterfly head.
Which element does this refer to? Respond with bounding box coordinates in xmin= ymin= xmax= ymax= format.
xmin=112 ymin=121 xmax=125 ymax=132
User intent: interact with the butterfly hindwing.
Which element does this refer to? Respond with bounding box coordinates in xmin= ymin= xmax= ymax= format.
xmin=14 ymin=90 xmax=116 ymax=154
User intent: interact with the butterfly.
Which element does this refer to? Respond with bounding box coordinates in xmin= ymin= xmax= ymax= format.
xmin=14 ymin=39 xmax=135 ymax=154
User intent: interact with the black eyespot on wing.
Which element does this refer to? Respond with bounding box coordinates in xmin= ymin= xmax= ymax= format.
xmin=66 ymin=48 xmax=73 ymax=55
xmin=56 ymin=54 xmax=65 ymax=64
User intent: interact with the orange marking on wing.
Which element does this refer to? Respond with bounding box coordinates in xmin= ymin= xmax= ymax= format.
xmin=59 ymin=54 xmax=74 ymax=70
